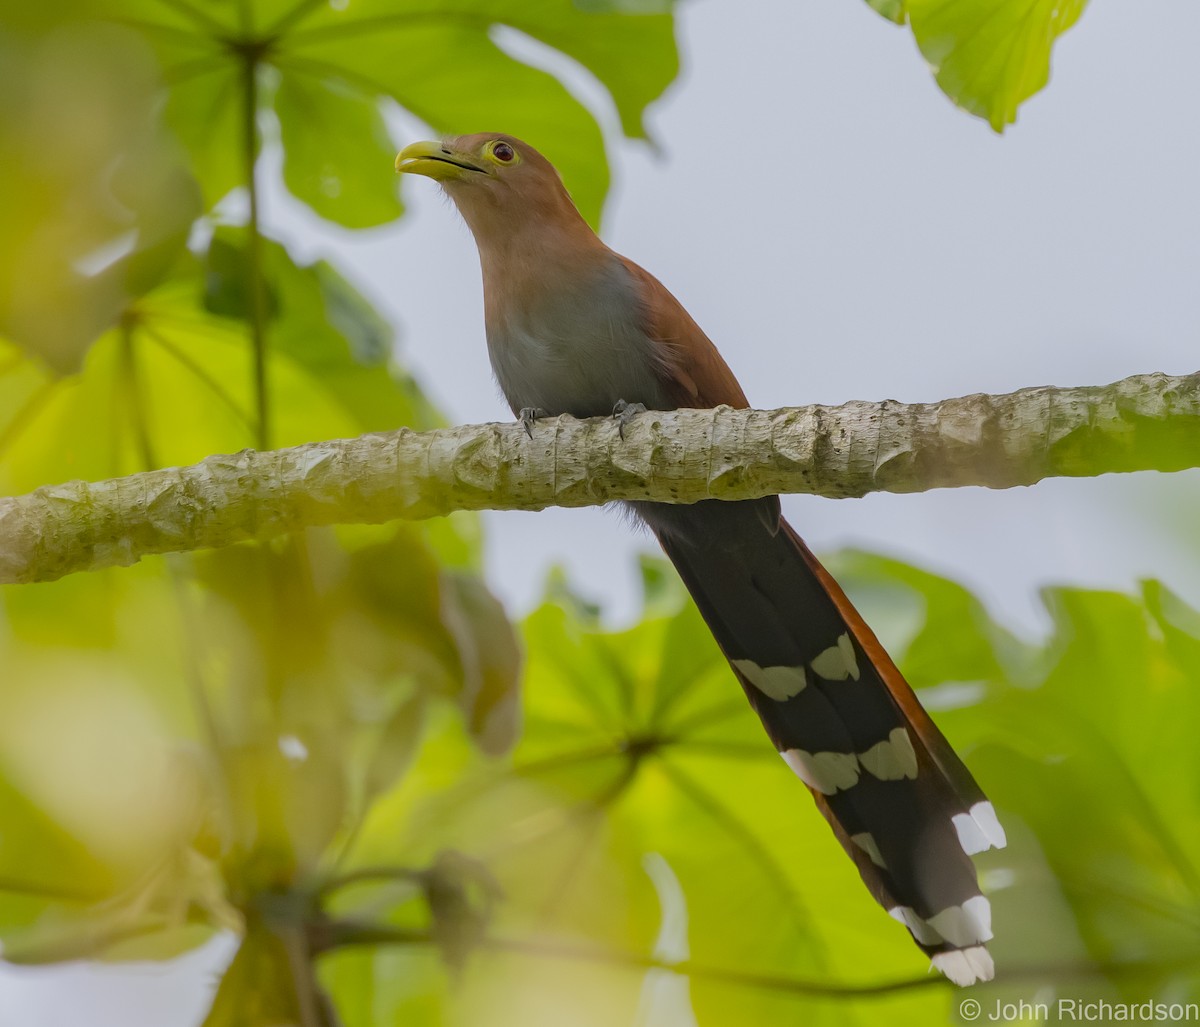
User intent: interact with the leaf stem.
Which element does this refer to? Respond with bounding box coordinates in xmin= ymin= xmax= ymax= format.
xmin=240 ymin=53 xmax=271 ymax=450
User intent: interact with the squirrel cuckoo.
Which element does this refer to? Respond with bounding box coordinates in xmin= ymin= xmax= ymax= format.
xmin=396 ymin=133 xmax=1006 ymax=985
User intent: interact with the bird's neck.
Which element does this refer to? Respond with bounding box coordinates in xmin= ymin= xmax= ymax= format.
xmin=462 ymin=202 xmax=612 ymax=317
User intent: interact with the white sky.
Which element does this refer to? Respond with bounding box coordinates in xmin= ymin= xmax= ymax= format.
xmin=4 ymin=0 xmax=1199 ymax=1019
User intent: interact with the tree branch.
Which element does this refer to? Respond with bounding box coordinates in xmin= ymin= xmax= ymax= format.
xmin=2 ymin=370 xmax=1196 ymax=585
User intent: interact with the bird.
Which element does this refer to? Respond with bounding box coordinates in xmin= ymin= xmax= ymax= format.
xmin=395 ymin=133 xmax=1006 ymax=986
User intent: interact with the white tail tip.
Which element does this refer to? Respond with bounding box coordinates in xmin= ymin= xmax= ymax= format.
xmin=932 ymin=946 xmax=995 ymax=987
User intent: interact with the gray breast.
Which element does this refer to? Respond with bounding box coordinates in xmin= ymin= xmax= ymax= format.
xmin=485 ymin=256 xmax=673 ymax=418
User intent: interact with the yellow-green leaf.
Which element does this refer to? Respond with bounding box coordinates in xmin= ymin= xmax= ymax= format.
xmin=908 ymin=0 xmax=1089 ymax=131
xmin=864 ymin=0 xmax=907 ymax=25
xmin=275 ymin=71 xmax=404 ymax=229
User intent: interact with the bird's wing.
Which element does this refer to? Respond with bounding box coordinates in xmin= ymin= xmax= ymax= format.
xmin=619 ymin=256 xmax=750 ymax=410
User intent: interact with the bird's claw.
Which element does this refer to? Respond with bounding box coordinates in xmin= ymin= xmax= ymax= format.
xmin=612 ymin=400 xmax=647 ymax=440
xmin=518 ymin=407 xmax=548 ymax=438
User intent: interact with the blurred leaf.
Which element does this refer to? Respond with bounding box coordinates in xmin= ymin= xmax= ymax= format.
xmin=0 ymin=265 xmax=336 ymax=494
xmin=204 ymin=923 xmax=337 ymax=1027
xmin=0 ymin=237 xmax=440 ymax=496
xmin=203 ymin=227 xmax=437 ymax=434
xmin=907 ymin=0 xmax=1089 ymax=131
xmin=1144 ymin=579 xmax=1200 ymax=683
xmin=337 ymin=561 xmax=945 ymax=1025
xmin=864 ymin=0 xmax=907 ymax=24
xmin=334 ymin=553 xmax=1200 ymax=1022
xmin=276 ymin=71 xmax=404 ymax=229
xmin=88 ymin=0 xmax=679 ymax=228
xmin=828 ymin=548 xmax=1040 ymax=688
xmin=441 ymin=573 xmax=523 ymax=756
xmin=203 ymin=233 xmax=281 ymax=323
xmin=573 ymin=0 xmax=674 ymax=13
xmin=363 ymin=687 xmax=429 ymax=800
xmin=0 ymin=627 xmax=230 ymax=965
xmin=0 ymin=24 xmax=199 ymax=370
xmin=162 ymin=63 xmax=245 ymax=211
xmin=423 ymin=849 xmax=502 ymax=974
xmin=320 ymin=945 xmax=450 ymax=1027
xmin=831 ymin=555 xmax=1200 ymax=1000
xmin=338 ymin=531 xmax=523 ymax=758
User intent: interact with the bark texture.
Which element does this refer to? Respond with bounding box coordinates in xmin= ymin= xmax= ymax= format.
xmin=1 ymin=371 xmax=1196 ymax=585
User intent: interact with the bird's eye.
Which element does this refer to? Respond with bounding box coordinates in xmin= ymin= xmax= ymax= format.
xmin=491 ymin=141 xmax=516 ymax=163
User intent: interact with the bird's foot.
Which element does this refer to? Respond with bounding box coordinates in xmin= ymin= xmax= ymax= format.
xmin=518 ymin=407 xmax=549 ymax=438
xmin=612 ymin=400 xmax=647 ymax=440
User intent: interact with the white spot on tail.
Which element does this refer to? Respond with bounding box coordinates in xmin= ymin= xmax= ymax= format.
xmin=928 ymin=895 xmax=993 ymax=947
xmin=810 ymin=633 xmax=860 ymax=681
xmin=891 ymin=895 xmax=992 ymax=949
xmin=953 ymin=801 xmax=1007 ymax=854
xmin=733 ymin=660 xmax=807 ymax=701
xmin=780 ymin=748 xmax=860 ymax=795
xmin=952 ymin=813 xmax=989 ymax=855
xmin=888 ymin=905 xmax=942 ymax=946
xmin=976 ymin=801 xmax=1007 ymax=848
xmin=858 ymin=727 xmax=918 ymax=781
xmin=851 ymin=832 xmax=886 ymax=868
xmin=932 ymin=945 xmax=995 ymax=987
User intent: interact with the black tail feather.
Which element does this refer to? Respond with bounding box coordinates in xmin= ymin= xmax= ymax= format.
xmin=635 ymin=499 xmax=1005 ymax=984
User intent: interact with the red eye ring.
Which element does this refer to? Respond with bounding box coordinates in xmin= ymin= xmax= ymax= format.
xmin=492 ymin=141 xmax=515 ymax=163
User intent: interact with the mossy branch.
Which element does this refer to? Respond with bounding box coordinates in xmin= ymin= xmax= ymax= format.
xmin=2 ymin=370 xmax=1196 ymax=585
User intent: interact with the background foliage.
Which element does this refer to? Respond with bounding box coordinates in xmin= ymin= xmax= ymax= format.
xmin=4 ymin=0 xmax=1195 ymax=1024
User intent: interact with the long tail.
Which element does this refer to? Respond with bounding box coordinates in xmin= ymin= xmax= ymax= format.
xmin=637 ymin=498 xmax=1007 ymax=986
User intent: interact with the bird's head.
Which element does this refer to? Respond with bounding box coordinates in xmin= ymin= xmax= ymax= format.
xmin=395 ymin=133 xmax=585 ymax=242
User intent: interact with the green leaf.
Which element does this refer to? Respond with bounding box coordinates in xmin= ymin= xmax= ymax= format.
xmin=572 ymin=0 xmax=674 ymax=14
xmin=342 ymin=555 xmax=1200 ymax=1020
xmin=281 ymin=21 xmax=614 ymax=226
xmin=0 ymin=622 xmax=229 ymax=965
xmin=275 ymin=70 xmax=404 ymax=229
xmin=907 ymin=0 xmax=1090 ymax=131
xmin=827 ymin=548 xmax=1039 ymax=687
xmin=0 ymin=255 xmax=366 ymax=494
xmin=441 ymin=573 xmax=524 ymax=756
xmin=203 ymin=233 xmax=281 ymax=322
xmin=0 ymin=25 xmax=199 ymax=371
xmin=339 ymin=531 xmax=523 ymax=756
xmin=351 ymin=574 xmax=946 ymax=1025
xmin=362 ymin=687 xmax=429 ymax=800
xmin=320 ymin=946 xmax=450 ymax=1027
xmin=204 ymin=925 xmax=333 ymax=1027
xmin=90 ymin=0 xmax=678 ymax=229
xmin=202 ymin=228 xmax=437 ymax=434
xmin=864 ymin=0 xmax=907 ymax=24
xmin=283 ymin=0 xmax=678 ymax=142
xmin=162 ymin=63 xmax=245 ymax=209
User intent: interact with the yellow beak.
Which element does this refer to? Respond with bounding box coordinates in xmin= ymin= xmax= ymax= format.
xmin=394 ymin=140 xmax=485 ymax=181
